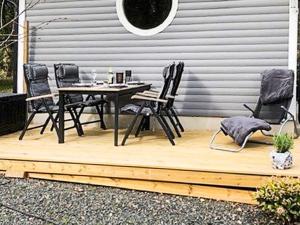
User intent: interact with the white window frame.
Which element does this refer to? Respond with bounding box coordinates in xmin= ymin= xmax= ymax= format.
xmin=116 ymin=0 xmax=178 ymax=36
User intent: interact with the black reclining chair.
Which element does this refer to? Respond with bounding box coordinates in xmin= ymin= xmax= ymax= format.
xmin=210 ymin=69 xmax=299 ymax=152
xmin=54 ymin=64 xmax=107 ymax=133
xmin=138 ymin=62 xmax=185 ymax=137
xmin=19 ymin=63 xmax=82 ymax=140
xmin=122 ymin=63 xmax=176 ymax=145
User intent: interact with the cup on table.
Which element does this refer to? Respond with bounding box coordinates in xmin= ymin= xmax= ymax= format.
xmin=91 ymin=69 xmax=97 ymax=84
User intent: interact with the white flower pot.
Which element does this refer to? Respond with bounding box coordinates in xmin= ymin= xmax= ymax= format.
xmin=271 ymin=151 xmax=293 ymax=170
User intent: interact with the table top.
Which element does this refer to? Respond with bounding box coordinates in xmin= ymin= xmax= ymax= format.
xmin=58 ymin=84 xmax=151 ymax=94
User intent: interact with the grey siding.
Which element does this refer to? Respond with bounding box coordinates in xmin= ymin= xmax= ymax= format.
xmin=26 ymin=0 xmax=290 ymax=117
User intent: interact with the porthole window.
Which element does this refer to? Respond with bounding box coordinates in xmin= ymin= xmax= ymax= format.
xmin=116 ymin=0 xmax=178 ymax=36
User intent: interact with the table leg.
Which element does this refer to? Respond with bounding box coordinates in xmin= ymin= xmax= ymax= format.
xmin=58 ymin=92 xmax=65 ymax=144
xmin=114 ymin=94 xmax=119 ymax=146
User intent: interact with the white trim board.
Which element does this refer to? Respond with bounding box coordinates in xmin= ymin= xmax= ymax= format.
xmin=288 ymin=0 xmax=299 ymax=117
xmin=17 ymin=0 xmax=26 ymax=94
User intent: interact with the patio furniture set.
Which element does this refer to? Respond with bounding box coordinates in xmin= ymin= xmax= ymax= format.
xmin=18 ymin=63 xmax=298 ymax=150
xmin=19 ymin=62 xmax=185 ymax=146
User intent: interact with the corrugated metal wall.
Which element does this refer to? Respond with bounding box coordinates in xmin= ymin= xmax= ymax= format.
xmin=26 ymin=0 xmax=290 ymax=117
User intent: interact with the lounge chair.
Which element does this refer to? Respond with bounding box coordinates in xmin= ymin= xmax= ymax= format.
xmin=54 ymin=64 xmax=107 ymax=133
xmin=210 ymin=69 xmax=299 ymax=152
xmin=19 ymin=63 xmax=83 ymax=140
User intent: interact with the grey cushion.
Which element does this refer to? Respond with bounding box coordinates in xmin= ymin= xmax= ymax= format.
xmin=121 ymin=104 xmax=153 ymax=116
xmin=221 ymin=116 xmax=272 ymax=146
xmin=260 ymin=69 xmax=294 ymax=105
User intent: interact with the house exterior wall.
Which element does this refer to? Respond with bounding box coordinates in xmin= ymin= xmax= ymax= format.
xmin=25 ymin=0 xmax=291 ymax=117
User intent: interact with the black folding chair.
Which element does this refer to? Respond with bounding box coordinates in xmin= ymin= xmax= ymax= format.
xmin=210 ymin=69 xmax=299 ymax=152
xmin=122 ymin=63 xmax=176 ymax=145
xmin=19 ymin=63 xmax=83 ymax=140
xmin=135 ymin=62 xmax=185 ymax=138
xmin=54 ymin=64 xmax=107 ymax=133
xmin=141 ymin=62 xmax=185 ymax=137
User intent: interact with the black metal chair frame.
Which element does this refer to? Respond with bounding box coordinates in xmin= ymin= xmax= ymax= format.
xmin=53 ymin=64 xmax=107 ymax=134
xmin=122 ymin=63 xmax=177 ymax=145
xmin=19 ymin=64 xmax=83 ymax=140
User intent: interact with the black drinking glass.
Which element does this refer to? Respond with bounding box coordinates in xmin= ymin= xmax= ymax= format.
xmin=125 ymin=70 xmax=132 ymax=83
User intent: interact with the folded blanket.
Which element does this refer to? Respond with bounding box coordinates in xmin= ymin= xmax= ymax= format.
xmin=221 ymin=116 xmax=272 ymax=146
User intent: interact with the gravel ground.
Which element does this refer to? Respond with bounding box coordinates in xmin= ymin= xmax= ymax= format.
xmin=0 ymin=176 xmax=282 ymax=225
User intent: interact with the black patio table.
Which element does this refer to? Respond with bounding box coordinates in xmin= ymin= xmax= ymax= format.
xmin=58 ymin=84 xmax=151 ymax=146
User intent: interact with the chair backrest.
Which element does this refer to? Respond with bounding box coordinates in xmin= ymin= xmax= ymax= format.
xmin=158 ymin=63 xmax=176 ymax=100
xmin=23 ymin=63 xmax=54 ymax=109
xmin=252 ymin=69 xmax=294 ymax=124
xmin=54 ymin=63 xmax=83 ymax=103
xmin=166 ymin=62 xmax=184 ymax=108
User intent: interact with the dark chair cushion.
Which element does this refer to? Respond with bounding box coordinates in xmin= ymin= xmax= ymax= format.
xmin=121 ymin=104 xmax=153 ymax=116
xmin=260 ymin=69 xmax=294 ymax=105
xmin=221 ymin=116 xmax=272 ymax=146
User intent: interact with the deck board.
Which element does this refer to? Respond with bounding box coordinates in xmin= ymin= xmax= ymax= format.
xmin=0 ymin=128 xmax=299 ymax=204
xmin=0 ymin=129 xmax=299 ymax=176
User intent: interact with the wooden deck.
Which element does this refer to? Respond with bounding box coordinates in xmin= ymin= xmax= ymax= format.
xmin=0 ymin=127 xmax=299 ymax=205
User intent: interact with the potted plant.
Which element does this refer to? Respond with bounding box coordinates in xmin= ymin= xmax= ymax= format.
xmin=255 ymin=177 xmax=300 ymax=224
xmin=271 ymin=133 xmax=294 ymax=170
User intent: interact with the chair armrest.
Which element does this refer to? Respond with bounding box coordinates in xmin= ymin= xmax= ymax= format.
xmin=131 ymin=95 xmax=168 ymax=103
xmin=280 ymin=106 xmax=295 ymax=119
xmin=137 ymin=92 xmax=158 ymax=98
xmin=26 ymin=93 xmax=57 ymax=102
xmin=166 ymin=95 xmax=175 ymax=99
xmin=243 ymin=104 xmax=255 ymax=114
xmin=140 ymin=92 xmax=176 ymax=99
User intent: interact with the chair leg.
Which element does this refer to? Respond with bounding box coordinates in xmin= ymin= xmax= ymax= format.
xmin=209 ymin=129 xmax=252 ymax=152
xmin=170 ymin=108 xmax=184 ymax=132
xmin=165 ymin=109 xmax=181 ymax=138
xmin=122 ymin=103 xmax=146 ymax=146
xmin=135 ymin=116 xmax=145 ymax=137
xmin=40 ymin=115 xmax=51 ymax=135
xmin=95 ymin=104 xmax=106 ymax=130
xmin=72 ymin=108 xmax=84 ymax=136
xmin=77 ymin=106 xmax=85 ymax=118
xmin=50 ymin=113 xmax=59 ymax=132
xmin=67 ymin=108 xmax=83 ymax=136
xmin=19 ymin=111 xmax=37 ymax=140
xmin=149 ymin=106 xmax=175 ymax=146
xmin=278 ymin=115 xmax=299 ymax=139
xmin=43 ymin=102 xmax=60 ymax=138
xmin=160 ymin=114 xmax=175 ymax=139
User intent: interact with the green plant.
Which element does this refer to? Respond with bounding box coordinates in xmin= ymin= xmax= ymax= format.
xmin=273 ymin=133 xmax=294 ymax=153
xmin=255 ymin=177 xmax=300 ymax=224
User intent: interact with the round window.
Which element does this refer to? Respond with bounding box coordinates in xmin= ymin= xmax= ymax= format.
xmin=116 ymin=0 xmax=178 ymax=36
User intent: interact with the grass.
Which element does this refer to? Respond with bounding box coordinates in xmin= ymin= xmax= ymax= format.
xmin=0 ymin=79 xmax=13 ymax=93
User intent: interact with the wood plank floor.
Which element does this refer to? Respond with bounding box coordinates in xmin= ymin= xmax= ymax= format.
xmin=0 ymin=127 xmax=299 ymax=204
